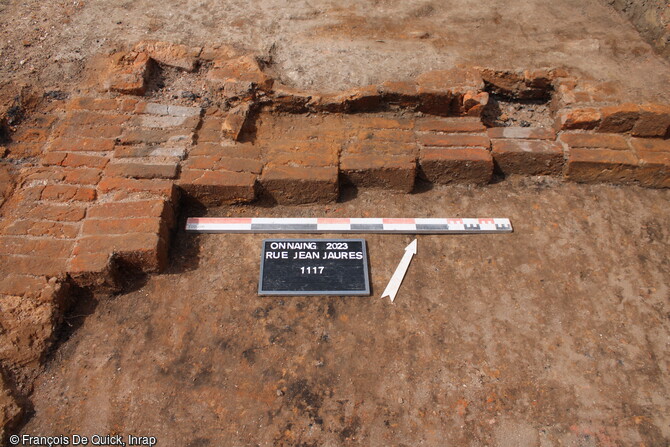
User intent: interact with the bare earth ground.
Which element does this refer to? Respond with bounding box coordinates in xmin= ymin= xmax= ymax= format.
xmin=1 ymin=0 xmax=669 ymax=100
xmin=22 ymin=179 xmax=670 ymax=446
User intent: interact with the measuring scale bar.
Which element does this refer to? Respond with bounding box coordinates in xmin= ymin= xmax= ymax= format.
xmin=185 ymin=217 xmax=513 ymax=234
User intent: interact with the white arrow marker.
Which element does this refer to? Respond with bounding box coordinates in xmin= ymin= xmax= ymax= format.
xmin=381 ymin=239 xmax=417 ymax=302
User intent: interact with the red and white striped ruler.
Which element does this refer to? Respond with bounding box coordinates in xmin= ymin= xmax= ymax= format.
xmin=185 ymin=217 xmax=513 ymax=234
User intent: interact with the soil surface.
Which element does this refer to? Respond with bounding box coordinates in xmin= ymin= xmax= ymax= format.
xmin=22 ymin=178 xmax=670 ymax=446
xmin=1 ymin=0 xmax=670 ymax=101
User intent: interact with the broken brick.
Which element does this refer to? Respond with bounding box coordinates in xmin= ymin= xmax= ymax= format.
xmin=598 ymin=104 xmax=640 ymax=133
xmin=631 ymin=104 xmax=670 ymax=138
xmin=556 ymin=108 xmax=602 ymax=130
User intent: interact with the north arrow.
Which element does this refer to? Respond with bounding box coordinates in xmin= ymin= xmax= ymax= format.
xmin=381 ymin=239 xmax=417 ymax=302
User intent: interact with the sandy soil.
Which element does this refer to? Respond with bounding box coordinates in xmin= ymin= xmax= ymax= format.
xmin=1 ymin=0 xmax=669 ymax=101
xmin=21 ymin=178 xmax=670 ymax=446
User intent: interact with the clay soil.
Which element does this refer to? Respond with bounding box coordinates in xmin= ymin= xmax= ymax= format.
xmin=22 ymin=179 xmax=670 ymax=446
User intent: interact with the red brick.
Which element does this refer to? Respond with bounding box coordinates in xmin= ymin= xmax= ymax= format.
xmin=41 ymin=184 xmax=96 ymax=202
xmin=260 ymin=165 xmax=338 ymax=204
xmin=0 ymin=254 xmax=68 ymax=277
xmin=68 ymin=97 xmax=119 ymax=111
xmin=559 ymin=132 xmax=629 ymax=150
xmin=417 ymin=69 xmax=484 ymax=115
xmin=462 ymin=91 xmax=489 ymax=116
xmin=25 ymin=204 xmax=87 ymax=222
xmin=271 ymin=83 xmax=312 ymax=113
xmin=357 ymin=129 xmax=415 ymax=143
xmin=0 ymin=273 xmax=53 ymax=297
xmin=48 ymin=137 xmax=115 ymax=152
xmin=221 ymin=104 xmax=250 ymax=141
xmin=134 ymin=40 xmax=202 ymax=72
xmin=265 ymin=152 xmax=335 ymax=168
xmin=420 ymin=148 xmax=493 ymax=185
xmin=487 ymin=127 xmax=556 ymax=140
xmin=66 ymin=251 xmax=121 ymax=292
xmin=359 ymin=116 xmax=414 ymax=130
xmin=119 ymin=98 xmax=140 ymax=113
xmin=636 ymin=151 xmax=670 ymax=188
xmin=340 ymin=153 xmax=416 ymax=192
xmin=207 ymin=55 xmax=274 ymax=92
xmin=418 ymin=133 xmax=490 ymax=148
xmin=12 ymin=127 xmax=49 ymax=144
xmin=555 ymin=108 xmax=601 ymax=130
xmin=598 ymin=104 xmax=640 ymax=133
xmin=87 ymin=199 xmax=170 ymax=220
xmin=105 ymin=160 xmax=178 ymax=179
xmin=56 ymin=124 xmax=123 ymax=139
xmin=379 ymin=81 xmax=418 ymax=106
xmin=0 ymin=236 xmax=74 ymax=258
xmin=191 ymin=142 xmax=263 ymax=157
xmin=73 ymin=233 xmax=168 ymax=272
xmin=24 ymin=167 xmax=66 ymax=183
xmin=3 ymin=219 xmax=80 ymax=239
xmin=415 ymin=117 xmax=485 ymax=133
xmin=566 ymin=148 xmax=638 ymax=184
xmin=630 ymin=138 xmax=670 ymax=153
xmin=63 ymin=167 xmax=102 ymax=185
xmin=491 ymin=139 xmax=564 ymax=175
xmin=632 ymin=104 xmax=670 ymax=137
xmin=97 ymin=177 xmax=177 ymax=201
xmin=44 ymin=152 xmax=109 ymax=169
xmin=310 ymin=86 xmax=381 ymax=113
xmin=178 ymin=169 xmax=256 ymax=206
xmin=64 ymin=111 xmax=129 ymax=127
xmin=105 ymin=51 xmax=153 ymax=95
xmin=347 ymin=141 xmax=417 ymax=156
xmin=82 ymin=217 xmax=165 ymax=237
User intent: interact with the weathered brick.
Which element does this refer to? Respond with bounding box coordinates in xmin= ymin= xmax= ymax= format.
xmin=41 ymin=184 xmax=96 ymax=202
xmin=271 ymin=83 xmax=313 ymax=113
xmin=178 ymin=169 xmax=256 ymax=206
xmin=0 ymin=236 xmax=74 ymax=258
xmin=636 ymin=151 xmax=670 ymax=188
xmin=11 ymin=127 xmax=49 ymax=144
xmin=222 ymin=103 xmax=250 ymax=141
xmin=0 ymin=254 xmax=68 ymax=277
xmin=417 ymin=68 xmax=484 ymax=115
xmin=340 ymin=153 xmax=416 ymax=192
xmin=43 ymin=152 xmax=109 ymax=169
xmin=566 ymin=148 xmax=638 ymax=184
xmin=487 ymin=127 xmax=556 ymax=140
xmin=105 ymin=160 xmax=178 ymax=179
xmin=265 ymin=152 xmax=336 ymax=168
xmin=309 ymin=86 xmax=382 ymax=113
xmin=379 ymin=81 xmax=418 ymax=107
xmin=114 ymin=145 xmax=187 ymax=159
xmin=559 ymin=132 xmax=630 ymax=150
xmin=185 ymin=156 xmax=263 ymax=173
xmin=73 ymin=233 xmax=168 ymax=272
xmin=132 ymin=114 xmax=199 ymax=129
xmin=357 ymin=128 xmax=415 ymax=143
xmin=63 ymin=167 xmax=102 ymax=185
xmin=64 ymin=111 xmax=129 ymax=127
xmin=25 ymin=203 xmax=87 ymax=222
xmin=87 ymin=199 xmax=171 ymax=221
xmin=134 ymin=103 xmax=201 ymax=117
xmin=0 ymin=274 xmax=54 ymax=297
xmin=134 ymin=40 xmax=202 ymax=72
xmin=105 ymin=51 xmax=153 ymax=95
xmin=359 ymin=116 xmax=414 ymax=130
xmin=598 ymin=104 xmax=640 ymax=133
xmin=3 ymin=219 xmax=80 ymax=239
xmin=347 ymin=141 xmax=417 ymax=156
xmin=119 ymin=128 xmax=193 ymax=145
xmin=207 ymin=55 xmax=274 ymax=95
xmin=260 ymin=165 xmax=338 ymax=204
xmin=415 ymin=117 xmax=485 ymax=133
xmin=97 ymin=177 xmax=177 ymax=201
xmin=492 ymin=139 xmax=564 ymax=175
xmin=68 ymin=97 xmax=119 ymax=111
xmin=48 ymin=137 xmax=115 ymax=152
xmin=189 ymin=143 xmax=261 ymax=158
xmin=555 ymin=108 xmax=603 ymax=130
xmin=631 ymin=104 xmax=670 ymax=137
xmin=56 ymin=123 xmax=123 ymax=139
xmin=66 ymin=251 xmax=120 ymax=292
xmin=82 ymin=217 xmax=166 ymax=238
xmin=461 ymin=91 xmax=489 ymax=116
xmin=630 ymin=138 xmax=670 ymax=153
xmin=420 ymin=148 xmax=493 ymax=184
xmin=418 ymin=133 xmax=490 ymax=148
